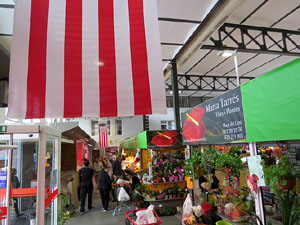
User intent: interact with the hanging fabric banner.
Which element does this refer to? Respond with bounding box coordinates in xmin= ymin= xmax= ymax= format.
xmin=8 ymin=0 xmax=166 ymax=119
xmin=99 ymin=123 xmax=108 ymax=148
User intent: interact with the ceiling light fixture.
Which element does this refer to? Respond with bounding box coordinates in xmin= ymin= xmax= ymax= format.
xmin=217 ymin=49 xmax=240 ymax=86
xmin=217 ymin=49 xmax=237 ymax=57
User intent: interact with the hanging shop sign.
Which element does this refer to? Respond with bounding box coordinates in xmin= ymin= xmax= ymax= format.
xmin=147 ymin=130 xmax=183 ymax=148
xmin=119 ymin=130 xmax=184 ymax=150
xmin=0 ymin=126 xmax=7 ymax=133
xmin=181 ymin=87 xmax=246 ymax=145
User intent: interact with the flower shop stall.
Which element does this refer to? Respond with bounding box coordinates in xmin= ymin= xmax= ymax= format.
xmin=120 ymin=130 xmax=188 ymax=210
xmin=180 ymin=58 xmax=300 ymax=225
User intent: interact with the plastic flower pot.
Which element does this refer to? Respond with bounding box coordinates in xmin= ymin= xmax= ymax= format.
xmin=173 ymin=194 xmax=177 ymax=199
xmin=174 ymin=176 xmax=179 ymax=182
xmin=216 ymin=220 xmax=233 ymax=225
xmin=281 ymin=177 xmax=296 ymax=190
xmin=177 ymin=193 xmax=181 ymax=198
xmin=224 ymin=168 xmax=231 ymax=176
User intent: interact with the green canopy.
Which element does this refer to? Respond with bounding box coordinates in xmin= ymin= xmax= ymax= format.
xmin=181 ymin=58 xmax=300 ymax=144
xmin=119 ymin=130 xmax=184 ymax=149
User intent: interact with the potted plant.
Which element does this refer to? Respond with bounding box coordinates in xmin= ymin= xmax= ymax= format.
xmin=184 ymin=150 xmax=202 ymax=179
xmin=144 ymin=191 xmax=157 ymax=201
xmin=167 ymin=188 xmax=173 ymax=199
xmin=156 ymin=189 xmax=166 ymax=200
xmin=263 ymin=156 xmax=298 ymax=195
xmin=201 ymin=148 xmax=222 ymax=174
xmin=58 ymin=194 xmax=73 ymax=225
xmin=263 ymin=156 xmax=300 ymax=225
xmin=216 ymin=153 xmax=233 ymax=176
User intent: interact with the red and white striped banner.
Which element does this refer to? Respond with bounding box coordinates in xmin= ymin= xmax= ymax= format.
xmin=99 ymin=124 xmax=108 ymax=148
xmin=8 ymin=0 xmax=166 ymax=119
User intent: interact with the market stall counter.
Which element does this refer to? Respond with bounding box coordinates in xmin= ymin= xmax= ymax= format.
xmin=179 ymin=58 xmax=300 ymax=225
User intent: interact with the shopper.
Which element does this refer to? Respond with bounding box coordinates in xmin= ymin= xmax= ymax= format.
xmin=79 ymin=160 xmax=95 ymax=215
xmin=104 ymin=156 xmax=113 ymax=176
xmin=112 ymin=156 xmax=122 ymax=177
xmin=198 ymin=169 xmax=220 ymax=201
xmin=98 ymin=167 xmax=112 ymax=212
xmin=11 ymin=168 xmax=23 ymax=217
xmin=121 ymin=155 xmax=127 ymax=170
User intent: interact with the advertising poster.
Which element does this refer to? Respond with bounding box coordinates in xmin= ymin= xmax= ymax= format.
xmin=147 ymin=130 xmax=183 ymax=148
xmin=247 ymin=155 xmax=266 ymax=187
xmin=181 ymin=87 xmax=246 ymax=144
xmin=0 ymin=172 xmax=6 ymax=188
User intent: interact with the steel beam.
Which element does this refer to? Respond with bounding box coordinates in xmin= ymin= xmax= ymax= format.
xmin=202 ymin=23 xmax=300 ymax=56
xmin=171 ymin=60 xmax=181 ymax=130
xmin=166 ymin=74 xmax=254 ymax=92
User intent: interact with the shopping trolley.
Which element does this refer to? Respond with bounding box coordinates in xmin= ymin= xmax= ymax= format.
xmin=125 ymin=208 xmax=162 ymax=225
xmin=112 ymin=182 xmax=131 ymax=216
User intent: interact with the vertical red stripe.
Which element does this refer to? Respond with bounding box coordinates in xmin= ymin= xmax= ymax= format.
xmin=128 ymin=0 xmax=152 ymax=115
xmin=98 ymin=0 xmax=117 ymax=117
xmin=64 ymin=0 xmax=83 ymax=117
xmin=26 ymin=0 xmax=49 ymax=118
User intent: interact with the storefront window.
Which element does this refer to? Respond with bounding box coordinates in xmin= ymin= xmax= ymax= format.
xmin=91 ymin=121 xmax=98 ymax=136
xmin=161 ymin=120 xmax=175 ymax=130
xmin=115 ymin=120 xmax=122 ymax=136
xmin=107 ymin=120 xmax=111 ymax=136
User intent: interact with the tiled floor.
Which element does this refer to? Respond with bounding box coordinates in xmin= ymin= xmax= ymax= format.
xmin=67 ymin=194 xmax=181 ymax=225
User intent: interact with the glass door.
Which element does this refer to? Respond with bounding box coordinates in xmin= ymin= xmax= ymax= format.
xmin=44 ymin=137 xmax=59 ymax=225
xmin=0 ymin=135 xmax=12 ymax=225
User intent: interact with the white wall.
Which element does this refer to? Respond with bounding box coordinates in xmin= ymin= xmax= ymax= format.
xmin=68 ymin=116 xmax=144 ymax=147
xmin=102 ymin=116 xmax=144 ymax=146
xmin=148 ymin=107 xmax=190 ymax=130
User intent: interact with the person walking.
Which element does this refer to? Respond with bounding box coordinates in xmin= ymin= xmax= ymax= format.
xmin=11 ymin=168 xmax=23 ymax=217
xmin=112 ymin=156 xmax=122 ymax=201
xmin=98 ymin=167 xmax=112 ymax=212
xmin=79 ymin=160 xmax=95 ymax=215
xmin=112 ymin=156 xmax=122 ymax=177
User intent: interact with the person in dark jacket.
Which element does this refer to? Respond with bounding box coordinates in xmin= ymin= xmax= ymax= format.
xmin=79 ymin=160 xmax=94 ymax=214
xmin=11 ymin=168 xmax=23 ymax=217
xmin=112 ymin=156 xmax=122 ymax=177
xmin=98 ymin=167 xmax=112 ymax=211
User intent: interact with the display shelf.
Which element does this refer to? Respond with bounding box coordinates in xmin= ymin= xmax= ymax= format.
xmin=144 ymin=180 xmax=186 ymax=185
xmin=216 ymin=213 xmax=252 ymax=225
xmin=145 ymin=197 xmax=185 ymax=202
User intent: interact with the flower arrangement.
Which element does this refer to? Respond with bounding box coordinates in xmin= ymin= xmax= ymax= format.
xmin=182 ymin=214 xmax=196 ymax=225
xmin=201 ymin=201 xmax=212 ymax=216
xmin=152 ymin=151 xmax=185 ymax=183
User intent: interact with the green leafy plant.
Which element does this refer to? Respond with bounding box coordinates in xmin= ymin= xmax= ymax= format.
xmin=58 ymin=194 xmax=72 ymax=225
xmin=263 ymin=156 xmax=298 ymax=197
xmin=216 ymin=153 xmax=244 ymax=177
xmin=138 ymin=170 xmax=148 ymax=178
xmin=184 ymin=150 xmax=202 ymax=178
xmin=200 ymin=148 xmax=222 ymax=172
xmin=263 ymin=156 xmax=300 ymax=225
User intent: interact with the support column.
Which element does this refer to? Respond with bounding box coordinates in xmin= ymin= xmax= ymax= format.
xmin=171 ymin=60 xmax=180 ymax=130
xmin=36 ymin=128 xmax=46 ymax=225
xmin=249 ymin=142 xmax=266 ymax=225
xmin=0 ymin=108 xmax=6 ymax=124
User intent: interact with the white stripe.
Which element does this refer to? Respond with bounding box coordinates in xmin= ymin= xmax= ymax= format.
xmin=143 ymin=0 xmax=167 ymax=114
xmin=82 ymin=0 xmax=100 ymax=117
xmin=114 ymin=0 xmax=135 ymax=116
xmin=45 ymin=0 xmax=66 ymax=118
xmin=7 ymin=0 xmax=31 ymax=119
